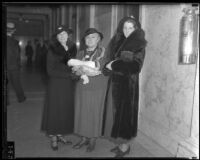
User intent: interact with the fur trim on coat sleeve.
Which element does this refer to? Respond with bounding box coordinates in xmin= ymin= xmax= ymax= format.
xmin=111 ymin=59 xmax=140 ymax=75
xmin=111 ymin=48 xmax=145 ymax=75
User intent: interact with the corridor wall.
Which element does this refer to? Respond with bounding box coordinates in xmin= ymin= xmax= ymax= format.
xmin=139 ymin=4 xmax=199 ymax=158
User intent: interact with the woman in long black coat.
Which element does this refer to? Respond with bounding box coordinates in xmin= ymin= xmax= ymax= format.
xmin=102 ymin=16 xmax=147 ymax=157
xmin=41 ymin=25 xmax=77 ymax=150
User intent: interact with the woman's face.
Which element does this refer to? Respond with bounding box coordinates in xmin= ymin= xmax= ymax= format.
xmin=123 ymin=21 xmax=135 ymax=38
xmin=85 ymin=33 xmax=100 ymax=48
xmin=57 ymin=31 xmax=68 ymax=44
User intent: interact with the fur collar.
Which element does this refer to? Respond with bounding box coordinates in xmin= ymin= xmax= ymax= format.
xmin=49 ymin=40 xmax=75 ymax=56
xmin=114 ymin=29 xmax=147 ymax=58
xmin=49 ymin=41 xmax=67 ymax=57
xmin=81 ymin=46 xmax=105 ymax=62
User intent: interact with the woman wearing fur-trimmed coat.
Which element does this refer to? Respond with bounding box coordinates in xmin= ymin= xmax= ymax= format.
xmin=41 ymin=25 xmax=77 ymax=151
xmin=102 ymin=16 xmax=147 ymax=157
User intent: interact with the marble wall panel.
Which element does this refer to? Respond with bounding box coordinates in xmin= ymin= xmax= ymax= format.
xmin=139 ymin=4 xmax=199 ymax=156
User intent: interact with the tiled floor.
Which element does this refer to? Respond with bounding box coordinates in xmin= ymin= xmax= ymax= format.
xmin=6 ymin=64 xmax=172 ymax=158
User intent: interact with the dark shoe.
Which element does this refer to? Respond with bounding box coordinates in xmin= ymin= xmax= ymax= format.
xmin=18 ymin=97 xmax=26 ymax=103
xmin=110 ymin=146 xmax=120 ymax=153
xmin=72 ymin=139 xmax=89 ymax=149
xmin=86 ymin=141 xmax=96 ymax=152
xmin=51 ymin=137 xmax=58 ymax=151
xmin=115 ymin=145 xmax=130 ymax=157
xmin=57 ymin=135 xmax=72 ymax=145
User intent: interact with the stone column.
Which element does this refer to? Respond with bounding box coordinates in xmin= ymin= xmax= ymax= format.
xmin=111 ymin=5 xmax=118 ymax=38
xmin=90 ymin=5 xmax=95 ymax=28
xmin=56 ymin=7 xmax=61 ymax=26
xmin=52 ymin=8 xmax=56 ymax=32
xmin=48 ymin=11 xmax=52 ymax=38
xmin=68 ymin=5 xmax=73 ymax=28
xmin=76 ymin=5 xmax=80 ymax=49
xmin=60 ymin=5 xmax=67 ymax=25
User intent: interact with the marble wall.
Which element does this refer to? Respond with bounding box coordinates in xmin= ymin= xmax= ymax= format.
xmin=139 ymin=4 xmax=199 ymax=157
xmin=94 ymin=5 xmax=112 ymax=48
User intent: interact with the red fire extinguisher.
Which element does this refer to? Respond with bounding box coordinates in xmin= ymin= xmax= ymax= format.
xmin=179 ymin=7 xmax=199 ymax=64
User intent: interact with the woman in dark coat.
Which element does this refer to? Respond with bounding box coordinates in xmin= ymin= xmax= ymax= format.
xmin=41 ymin=25 xmax=77 ymax=151
xmin=102 ymin=16 xmax=147 ymax=157
xmin=25 ymin=40 xmax=34 ymax=67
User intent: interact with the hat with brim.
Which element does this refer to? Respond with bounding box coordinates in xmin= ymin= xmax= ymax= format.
xmin=7 ymin=22 xmax=16 ymax=31
xmin=83 ymin=28 xmax=103 ymax=40
xmin=54 ymin=25 xmax=71 ymax=35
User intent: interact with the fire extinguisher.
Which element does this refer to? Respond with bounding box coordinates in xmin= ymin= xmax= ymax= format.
xmin=179 ymin=7 xmax=199 ymax=64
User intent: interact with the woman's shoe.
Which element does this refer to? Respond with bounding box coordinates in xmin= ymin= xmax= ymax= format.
xmin=57 ymin=135 xmax=72 ymax=145
xmin=110 ymin=146 xmax=120 ymax=153
xmin=86 ymin=140 xmax=96 ymax=152
xmin=51 ymin=136 xmax=58 ymax=151
xmin=114 ymin=145 xmax=130 ymax=157
xmin=72 ymin=138 xmax=89 ymax=149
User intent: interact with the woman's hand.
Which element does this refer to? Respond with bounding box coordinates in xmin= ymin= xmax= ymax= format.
xmin=72 ymin=66 xmax=82 ymax=76
xmin=74 ymin=70 xmax=83 ymax=76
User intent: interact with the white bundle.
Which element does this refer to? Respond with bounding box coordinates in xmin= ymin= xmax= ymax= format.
xmin=68 ymin=59 xmax=101 ymax=84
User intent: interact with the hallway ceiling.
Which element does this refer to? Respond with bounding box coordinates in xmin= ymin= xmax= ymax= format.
xmin=7 ymin=13 xmax=45 ymax=37
xmin=6 ymin=5 xmax=50 ymax=37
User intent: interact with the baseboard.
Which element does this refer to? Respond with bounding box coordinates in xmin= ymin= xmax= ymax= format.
xmin=136 ymin=130 xmax=173 ymax=157
xmin=138 ymin=114 xmax=199 ymax=158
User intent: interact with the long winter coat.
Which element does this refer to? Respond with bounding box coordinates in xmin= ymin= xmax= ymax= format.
xmin=6 ymin=35 xmax=25 ymax=102
xmin=7 ymin=35 xmax=21 ymax=71
xmin=41 ymin=40 xmax=77 ymax=135
xmin=102 ymin=29 xmax=147 ymax=140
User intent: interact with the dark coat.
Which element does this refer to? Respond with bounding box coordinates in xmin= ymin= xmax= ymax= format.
xmin=41 ymin=40 xmax=77 ymax=135
xmin=25 ymin=45 xmax=33 ymax=57
xmin=6 ymin=35 xmax=21 ymax=70
xmin=46 ymin=40 xmax=77 ymax=78
xmin=6 ymin=35 xmax=25 ymax=101
xmin=102 ymin=29 xmax=147 ymax=140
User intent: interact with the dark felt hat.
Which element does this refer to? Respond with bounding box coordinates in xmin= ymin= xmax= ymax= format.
xmin=117 ymin=15 xmax=141 ymax=32
xmin=55 ymin=25 xmax=71 ymax=35
xmin=83 ymin=28 xmax=103 ymax=40
xmin=7 ymin=22 xmax=16 ymax=31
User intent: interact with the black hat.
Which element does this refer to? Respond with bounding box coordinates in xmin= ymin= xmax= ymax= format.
xmin=55 ymin=25 xmax=71 ymax=35
xmin=83 ymin=28 xmax=103 ymax=40
xmin=117 ymin=15 xmax=141 ymax=33
xmin=7 ymin=22 xmax=16 ymax=32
